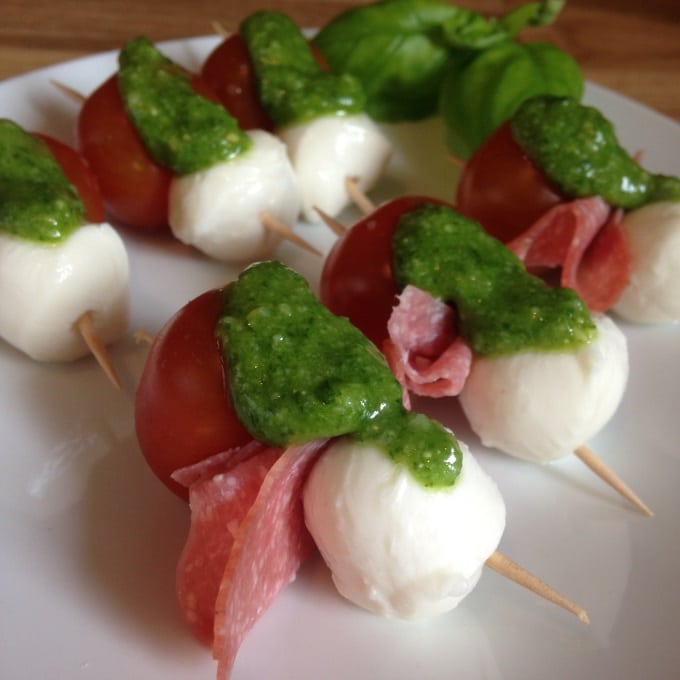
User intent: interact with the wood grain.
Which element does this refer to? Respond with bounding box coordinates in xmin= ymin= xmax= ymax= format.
xmin=0 ymin=0 xmax=678 ymax=121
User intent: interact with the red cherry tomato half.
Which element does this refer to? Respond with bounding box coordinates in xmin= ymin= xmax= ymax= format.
xmin=201 ymin=33 xmax=330 ymax=132
xmin=35 ymin=133 xmax=106 ymax=223
xmin=76 ymin=72 xmax=223 ymax=231
xmin=201 ymin=34 xmax=274 ymax=132
xmin=135 ymin=289 xmax=252 ymax=500
xmin=320 ymin=196 xmax=448 ymax=348
xmin=455 ymin=121 xmax=566 ymax=243
xmin=77 ymin=75 xmax=172 ymax=230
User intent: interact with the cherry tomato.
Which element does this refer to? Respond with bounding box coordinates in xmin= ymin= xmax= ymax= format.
xmin=76 ymin=73 xmax=224 ymax=231
xmin=35 ymin=133 xmax=106 ymax=223
xmin=320 ymin=196 xmax=447 ymax=348
xmin=201 ymin=34 xmax=330 ymax=132
xmin=201 ymin=34 xmax=274 ymax=132
xmin=77 ymin=75 xmax=172 ymax=230
xmin=135 ymin=289 xmax=252 ymax=500
xmin=455 ymin=121 xmax=566 ymax=243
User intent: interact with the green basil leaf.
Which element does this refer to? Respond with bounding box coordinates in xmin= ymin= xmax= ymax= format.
xmin=440 ymin=41 xmax=583 ymax=160
xmin=314 ymin=0 xmax=565 ymax=122
xmin=314 ymin=0 xmax=469 ymax=121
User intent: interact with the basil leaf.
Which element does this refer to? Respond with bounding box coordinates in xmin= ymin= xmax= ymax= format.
xmin=313 ymin=0 xmax=564 ymax=122
xmin=314 ymin=0 xmax=469 ymax=121
xmin=440 ymin=41 xmax=583 ymax=160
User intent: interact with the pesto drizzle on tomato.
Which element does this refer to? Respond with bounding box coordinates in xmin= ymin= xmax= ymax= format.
xmin=217 ymin=260 xmax=462 ymax=489
xmin=117 ymin=37 xmax=251 ymax=175
xmin=0 ymin=119 xmax=85 ymax=243
xmin=392 ymin=203 xmax=598 ymax=356
xmin=240 ymin=11 xmax=366 ymax=127
xmin=511 ymin=96 xmax=680 ymax=208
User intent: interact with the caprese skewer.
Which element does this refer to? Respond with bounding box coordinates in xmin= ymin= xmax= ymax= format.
xmin=319 ymin=196 xmax=652 ymax=516
xmin=135 ymin=260 xmax=588 ymax=679
xmin=202 ymin=11 xmax=393 ymax=224
xmin=0 ymin=118 xmax=129 ymax=387
xmin=71 ymin=37 xmax=318 ymax=261
xmin=456 ymin=95 xmax=680 ymax=323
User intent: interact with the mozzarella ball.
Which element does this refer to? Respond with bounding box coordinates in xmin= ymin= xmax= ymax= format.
xmin=613 ymin=201 xmax=680 ymax=324
xmin=278 ymin=113 xmax=392 ymax=223
xmin=0 ymin=223 xmax=130 ymax=362
xmin=303 ymin=438 xmax=505 ymax=620
xmin=168 ymin=130 xmax=301 ymax=262
xmin=459 ymin=314 xmax=628 ymax=463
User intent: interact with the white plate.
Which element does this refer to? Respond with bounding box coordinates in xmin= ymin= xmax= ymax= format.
xmin=1 ymin=36 xmax=679 ymax=680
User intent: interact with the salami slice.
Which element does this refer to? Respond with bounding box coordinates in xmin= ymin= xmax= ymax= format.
xmin=174 ymin=442 xmax=279 ymax=646
xmin=384 ymin=285 xmax=472 ymax=407
xmin=575 ymin=210 xmax=632 ymax=311
xmin=507 ymin=196 xmax=631 ymax=311
xmin=172 ymin=439 xmax=262 ymax=489
xmin=213 ymin=439 xmax=329 ymax=680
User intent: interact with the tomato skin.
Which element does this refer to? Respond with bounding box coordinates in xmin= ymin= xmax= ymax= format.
xmin=77 ymin=75 xmax=172 ymax=230
xmin=320 ymin=196 xmax=447 ymax=348
xmin=201 ymin=34 xmax=274 ymax=132
xmin=135 ymin=289 xmax=252 ymax=500
xmin=77 ymin=72 xmax=225 ymax=231
xmin=202 ymin=34 xmax=330 ymax=132
xmin=455 ymin=121 xmax=566 ymax=243
xmin=35 ymin=133 xmax=106 ymax=223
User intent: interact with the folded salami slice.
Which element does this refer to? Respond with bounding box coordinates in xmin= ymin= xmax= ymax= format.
xmin=172 ymin=440 xmax=264 ymax=490
xmin=174 ymin=442 xmax=278 ymax=646
xmin=384 ymin=285 xmax=472 ymax=408
xmin=507 ymin=196 xmax=631 ymax=311
xmin=212 ymin=439 xmax=329 ymax=680
xmin=574 ymin=211 xmax=632 ymax=312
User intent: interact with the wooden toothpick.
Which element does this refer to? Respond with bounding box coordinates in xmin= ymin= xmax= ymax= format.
xmin=51 ymin=79 xmax=85 ymax=104
xmin=574 ymin=444 xmax=653 ymax=516
xmin=260 ymin=212 xmax=321 ymax=257
xmin=75 ymin=311 xmax=122 ymax=389
xmin=314 ymin=207 xmax=347 ymax=236
xmin=486 ymin=551 xmax=590 ymax=625
xmin=344 ymin=176 xmax=376 ymax=215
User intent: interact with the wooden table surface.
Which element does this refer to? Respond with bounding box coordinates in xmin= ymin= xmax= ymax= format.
xmin=1 ymin=0 xmax=679 ymax=122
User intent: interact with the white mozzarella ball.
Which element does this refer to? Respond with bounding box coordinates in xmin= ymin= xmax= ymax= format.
xmin=0 ymin=223 xmax=130 ymax=362
xmin=613 ymin=201 xmax=680 ymax=324
xmin=303 ymin=437 xmax=505 ymax=620
xmin=168 ymin=130 xmax=301 ymax=262
xmin=278 ymin=113 xmax=392 ymax=223
xmin=459 ymin=314 xmax=628 ymax=463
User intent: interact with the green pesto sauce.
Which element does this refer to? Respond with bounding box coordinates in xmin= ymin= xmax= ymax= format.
xmin=392 ymin=204 xmax=597 ymax=356
xmin=240 ymin=11 xmax=366 ymax=127
xmin=511 ymin=96 xmax=680 ymax=208
xmin=117 ymin=37 xmax=251 ymax=175
xmin=0 ymin=119 xmax=85 ymax=243
xmin=217 ymin=261 xmax=462 ymax=489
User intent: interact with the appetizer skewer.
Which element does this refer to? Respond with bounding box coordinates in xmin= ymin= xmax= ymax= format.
xmin=319 ymin=196 xmax=652 ymax=516
xmin=0 ymin=119 xmax=129 ymax=387
xmin=135 ymin=261 xmax=588 ymax=679
xmin=7 ymin=3 xmax=676 ymax=678
xmin=202 ymin=11 xmax=393 ymax=224
xmin=456 ymin=95 xmax=680 ymax=323
xmin=54 ymin=76 xmax=320 ymax=258
xmin=69 ymin=38 xmax=323 ymax=262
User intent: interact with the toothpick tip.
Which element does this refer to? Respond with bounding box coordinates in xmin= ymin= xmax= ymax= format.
xmin=314 ymin=207 xmax=347 ymax=236
xmin=573 ymin=445 xmax=653 ymax=517
xmin=344 ymin=176 xmax=376 ymax=215
xmin=260 ymin=212 xmax=321 ymax=257
xmin=50 ymin=79 xmax=85 ymax=104
xmin=485 ymin=551 xmax=589 ymax=625
xmin=75 ymin=311 xmax=122 ymax=389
